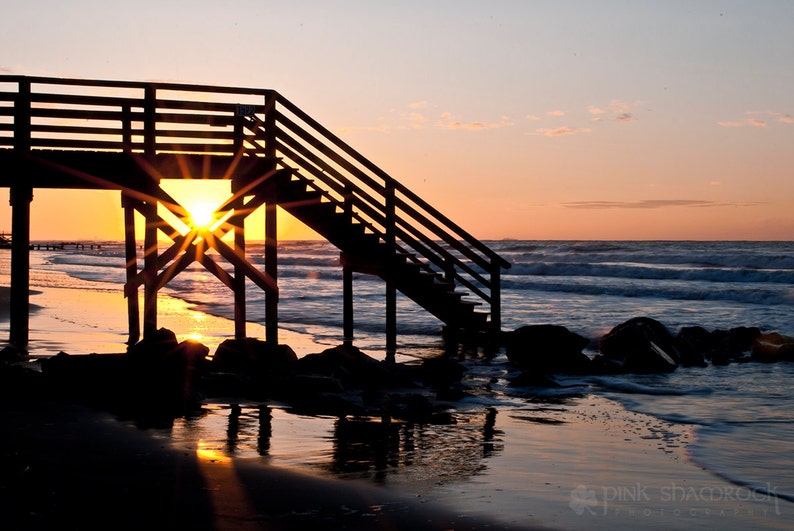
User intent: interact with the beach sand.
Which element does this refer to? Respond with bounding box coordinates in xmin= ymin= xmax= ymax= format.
xmin=1 ymin=285 xmax=792 ymax=529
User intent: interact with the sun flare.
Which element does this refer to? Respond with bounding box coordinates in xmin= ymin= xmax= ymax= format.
xmin=188 ymin=201 xmax=218 ymax=230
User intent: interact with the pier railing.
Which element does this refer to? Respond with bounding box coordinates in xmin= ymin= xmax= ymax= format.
xmin=0 ymin=75 xmax=510 ymax=330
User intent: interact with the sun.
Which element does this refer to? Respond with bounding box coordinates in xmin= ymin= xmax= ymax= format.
xmin=188 ymin=201 xmax=218 ymax=230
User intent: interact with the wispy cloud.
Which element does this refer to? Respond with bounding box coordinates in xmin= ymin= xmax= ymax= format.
xmin=562 ymin=199 xmax=761 ymax=209
xmin=439 ymin=113 xmax=514 ymax=131
xmin=535 ymin=126 xmax=592 ymax=137
xmin=588 ymin=100 xmax=641 ymax=124
xmin=338 ymin=102 xmax=515 ymax=134
xmin=718 ymin=110 xmax=793 ymax=128
xmin=547 ymin=110 xmax=566 ymax=117
xmin=717 ymin=121 xmax=744 ymax=128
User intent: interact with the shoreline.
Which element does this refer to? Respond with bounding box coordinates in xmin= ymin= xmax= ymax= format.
xmin=1 ymin=284 xmax=793 ymax=529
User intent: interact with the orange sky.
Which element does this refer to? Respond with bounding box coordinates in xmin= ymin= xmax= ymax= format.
xmin=1 ymin=1 xmax=793 ymax=241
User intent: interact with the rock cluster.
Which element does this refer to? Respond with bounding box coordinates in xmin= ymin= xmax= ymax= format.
xmin=5 ymin=316 xmax=793 ymax=422
xmin=503 ymin=317 xmax=794 ymax=386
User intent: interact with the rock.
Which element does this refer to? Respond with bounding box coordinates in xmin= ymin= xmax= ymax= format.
xmin=707 ymin=327 xmax=762 ymax=364
xmin=40 ymin=352 xmax=126 ymax=402
xmin=751 ymin=332 xmax=794 ymax=363
xmin=0 ymin=345 xmax=26 ymax=365
xmin=509 ymin=371 xmax=560 ymax=388
xmin=127 ymin=328 xmax=179 ymax=361
xmin=0 ymin=363 xmax=43 ymax=399
xmin=295 ymin=344 xmax=391 ymax=390
xmin=724 ymin=327 xmax=762 ymax=355
xmin=211 ymin=338 xmax=297 ymax=376
xmin=590 ymin=355 xmax=626 ymax=374
xmin=419 ymin=356 xmax=466 ymax=388
xmin=674 ymin=326 xmax=710 ymax=367
xmin=123 ymin=329 xmax=210 ymax=416
xmin=503 ymin=324 xmax=592 ymax=374
xmin=598 ymin=317 xmax=678 ymax=373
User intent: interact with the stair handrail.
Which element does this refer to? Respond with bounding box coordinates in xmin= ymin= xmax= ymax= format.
xmin=268 ymin=93 xmax=509 ymax=326
xmin=272 ymin=93 xmax=510 ymax=270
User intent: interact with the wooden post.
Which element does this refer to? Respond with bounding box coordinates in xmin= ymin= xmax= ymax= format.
xmin=263 ymin=91 xmax=277 ymax=161
xmin=384 ymin=182 xmax=397 ymax=358
xmin=233 ymin=195 xmax=247 ymax=339
xmin=490 ymin=261 xmax=502 ymax=338
xmin=342 ymin=183 xmax=354 ymax=346
xmin=263 ymin=91 xmax=279 ymax=346
xmin=121 ymin=104 xmax=132 ymax=152
xmin=9 ymin=186 xmax=31 ymax=348
xmin=343 ymin=265 xmax=353 ymax=346
xmin=231 ymin=118 xmax=247 ymax=339
xmin=122 ymin=193 xmax=140 ymax=345
xmin=9 ymin=79 xmax=31 ymax=348
xmin=142 ymin=85 xmax=158 ymax=337
xmin=265 ymin=200 xmax=278 ymax=346
xmin=121 ymin=105 xmax=139 ymax=344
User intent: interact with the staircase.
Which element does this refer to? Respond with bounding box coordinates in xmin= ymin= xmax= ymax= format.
xmin=272 ymin=171 xmax=490 ymax=333
xmin=239 ymin=96 xmax=511 ymax=338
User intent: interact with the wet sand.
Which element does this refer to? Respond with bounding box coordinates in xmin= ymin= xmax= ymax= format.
xmin=1 ymin=285 xmax=793 ymax=529
xmin=0 ymin=398 xmax=531 ymax=530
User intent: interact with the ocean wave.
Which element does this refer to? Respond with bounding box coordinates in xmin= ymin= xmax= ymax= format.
xmin=589 ymin=376 xmax=713 ymax=396
xmin=501 ymin=277 xmax=794 ymax=306
xmin=507 ymin=261 xmax=794 ymax=284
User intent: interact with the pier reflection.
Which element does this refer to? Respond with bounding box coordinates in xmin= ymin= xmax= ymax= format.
xmin=181 ymin=403 xmax=504 ymax=485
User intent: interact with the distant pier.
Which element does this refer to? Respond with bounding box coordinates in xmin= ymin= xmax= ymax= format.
xmin=31 ymin=242 xmax=103 ymax=251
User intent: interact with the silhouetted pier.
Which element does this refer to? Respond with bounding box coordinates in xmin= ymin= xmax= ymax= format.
xmin=0 ymin=75 xmax=510 ymax=353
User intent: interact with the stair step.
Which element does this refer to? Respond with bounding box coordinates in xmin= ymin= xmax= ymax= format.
xmin=273 ymin=166 xmax=494 ymax=333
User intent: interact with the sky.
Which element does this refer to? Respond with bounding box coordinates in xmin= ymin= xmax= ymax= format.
xmin=1 ymin=0 xmax=793 ymax=240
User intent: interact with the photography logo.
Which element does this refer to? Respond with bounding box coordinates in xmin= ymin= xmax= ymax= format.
xmin=569 ymin=485 xmax=599 ymax=515
xmin=569 ymin=482 xmax=782 ymax=519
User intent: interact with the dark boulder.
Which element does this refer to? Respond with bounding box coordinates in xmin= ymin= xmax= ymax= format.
xmin=708 ymin=327 xmax=761 ymax=364
xmin=211 ymin=337 xmax=297 ymax=376
xmin=295 ymin=344 xmax=391 ymax=390
xmin=0 ymin=345 xmax=26 ymax=365
xmin=126 ymin=327 xmax=179 ymax=361
xmin=124 ymin=330 xmax=210 ymax=415
xmin=722 ymin=327 xmax=762 ymax=356
xmin=590 ymin=355 xmax=626 ymax=374
xmin=419 ymin=356 xmax=466 ymax=388
xmin=598 ymin=317 xmax=678 ymax=373
xmin=751 ymin=332 xmax=794 ymax=363
xmin=40 ymin=352 xmax=127 ymax=403
xmin=674 ymin=326 xmax=710 ymax=367
xmin=509 ymin=370 xmax=560 ymax=388
xmin=503 ymin=324 xmax=592 ymax=374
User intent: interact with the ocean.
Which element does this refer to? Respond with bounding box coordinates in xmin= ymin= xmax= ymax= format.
xmin=8 ymin=239 xmax=794 ymax=527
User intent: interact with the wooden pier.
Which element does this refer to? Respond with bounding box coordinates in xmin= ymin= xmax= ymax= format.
xmin=0 ymin=75 xmax=510 ymax=353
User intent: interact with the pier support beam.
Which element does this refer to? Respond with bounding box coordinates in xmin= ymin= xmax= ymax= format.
xmin=9 ymin=185 xmax=32 ymax=348
xmin=232 ymin=195 xmax=247 ymax=339
xmin=343 ymin=266 xmax=353 ymax=346
xmin=142 ymin=197 xmax=158 ymax=338
xmin=385 ymin=274 xmax=397 ymax=360
xmin=122 ymin=193 xmax=140 ymax=345
xmin=265 ymin=200 xmax=278 ymax=347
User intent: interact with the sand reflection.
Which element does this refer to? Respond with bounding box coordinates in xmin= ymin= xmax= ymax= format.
xmin=164 ymin=403 xmax=505 ymax=487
